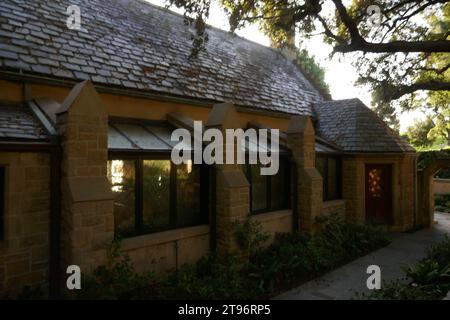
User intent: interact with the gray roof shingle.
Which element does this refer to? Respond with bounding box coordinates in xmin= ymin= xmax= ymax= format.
xmin=314 ymin=99 xmax=415 ymax=153
xmin=0 ymin=1 xmax=414 ymax=154
xmin=0 ymin=105 xmax=48 ymax=141
xmin=0 ymin=0 xmax=323 ymax=115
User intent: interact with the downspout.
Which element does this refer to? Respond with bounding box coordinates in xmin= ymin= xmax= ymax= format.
xmin=25 ymin=85 xmax=62 ymax=298
xmin=210 ymin=165 xmax=217 ymax=251
xmin=292 ymin=159 xmax=299 ymax=233
xmin=48 ymin=140 xmax=62 ymax=298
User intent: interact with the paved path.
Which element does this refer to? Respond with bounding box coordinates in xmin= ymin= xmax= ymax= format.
xmin=275 ymin=213 xmax=450 ymax=300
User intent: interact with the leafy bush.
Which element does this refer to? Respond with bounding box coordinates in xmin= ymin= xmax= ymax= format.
xmin=425 ymin=235 xmax=450 ymax=267
xmin=367 ymin=279 xmax=442 ymax=300
xmin=248 ymin=214 xmax=390 ymax=295
xmin=78 ymin=239 xmax=154 ymax=300
xmin=406 ymin=260 xmax=450 ymax=293
xmin=435 ymin=194 xmax=450 ymax=212
xmin=158 ymin=253 xmax=258 ymax=300
xmin=232 ymin=218 xmax=270 ymax=255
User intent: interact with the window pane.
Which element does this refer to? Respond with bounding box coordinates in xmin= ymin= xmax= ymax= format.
xmin=271 ymin=159 xmax=288 ymax=210
xmin=176 ymin=161 xmax=201 ymax=227
xmin=328 ymin=158 xmax=337 ymax=200
xmin=316 ymin=156 xmax=327 ymax=200
xmin=143 ymin=160 xmax=171 ymax=231
xmin=251 ymin=164 xmax=267 ymax=212
xmin=107 ymin=160 xmax=136 ymax=237
xmin=0 ymin=167 xmax=4 ymax=241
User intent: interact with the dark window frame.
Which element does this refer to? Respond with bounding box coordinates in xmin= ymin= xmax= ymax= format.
xmin=108 ymin=151 xmax=209 ymax=238
xmin=245 ymin=156 xmax=291 ymax=215
xmin=0 ymin=166 xmax=4 ymax=241
xmin=316 ymin=154 xmax=342 ymax=201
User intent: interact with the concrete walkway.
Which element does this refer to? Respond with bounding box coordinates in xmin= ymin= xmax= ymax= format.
xmin=275 ymin=213 xmax=450 ymax=300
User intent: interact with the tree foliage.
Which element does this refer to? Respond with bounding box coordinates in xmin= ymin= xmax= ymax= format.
xmin=166 ymin=0 xmax=449 ymax=133
xmin=296 ymin=48 xmax=330 ymax=96
xmin=404 ymin=117 xmax=435 ymax=148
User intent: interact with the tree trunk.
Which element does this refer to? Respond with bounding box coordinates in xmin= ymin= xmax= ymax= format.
xmin=447 ymin=128 xmax=450 ymax=146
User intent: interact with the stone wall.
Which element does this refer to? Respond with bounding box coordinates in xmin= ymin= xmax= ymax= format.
xmin=321 ymin=200 xmax=346 ymax=219
xmin=121 ymin=225 xmax=209 ymax=276
xmin=251 ymin=210 xmax=293 ymax=245
xmin=434 ymin=179 xmax=450 ymax=195
xmin=0 ymin=152 xmax=50 ymax=295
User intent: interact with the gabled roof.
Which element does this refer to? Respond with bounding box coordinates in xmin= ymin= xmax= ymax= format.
xmin=314 ymin=99 xmax=415 ymax=153
xmin=0 ymin=104 xmax=49 ymax=141
xmin=0 ymin=0 xmax=323 ymax=115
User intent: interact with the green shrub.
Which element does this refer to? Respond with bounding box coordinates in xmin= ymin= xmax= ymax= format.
xmin=232 ymin=218 xmax=270 ymax=255
xmin=405 ymin=260 xmax=450 ymax=295
xmin=248 ymin=214 xmax=390 ymax=295
xmin=367 ymin=279 xmax=442 ymax=300
xmin=435 ymin=194 xmax=450 ymax=212
xmin=426 ymin=235 xmax=450 ymax=266
xmin=159 ymin=253 xmax=258 ymax=300
xmin=78 ymin=239 xmax=154 ymax=300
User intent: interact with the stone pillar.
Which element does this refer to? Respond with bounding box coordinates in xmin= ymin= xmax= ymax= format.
xmin=56 ymin=80 xmax=114 ymax=275
xmin=206 ymin=103 xmax=250 ymax=256
xmin=287 ymin=115 xmax=322 ymax=233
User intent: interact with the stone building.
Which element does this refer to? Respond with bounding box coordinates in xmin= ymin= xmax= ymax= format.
xmin=0 ymin=0 xmax=417 ymax=296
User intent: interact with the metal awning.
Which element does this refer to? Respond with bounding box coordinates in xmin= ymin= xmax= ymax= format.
xmin=109 ymin=121 xmax=289 ymax=154
xmin=108 ymin=122 xmax=180 ymax=151
xmin=315 ymin=140 xmax=341 ymax=154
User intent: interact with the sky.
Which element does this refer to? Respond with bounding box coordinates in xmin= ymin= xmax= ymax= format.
xmin=146 ymin=0 xmax=423 ymax=133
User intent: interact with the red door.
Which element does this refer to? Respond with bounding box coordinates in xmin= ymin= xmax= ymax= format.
xmin=365 ymin=164 xmax=393 ymax=224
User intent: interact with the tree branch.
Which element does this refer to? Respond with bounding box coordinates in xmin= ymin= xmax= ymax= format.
xmin=389 ymin=81 xmax=450 ymax=100
xmin=334 ymin=40 xmax=450 ymax=53
xmin=330 ymin=0 xmax=450 ymax=53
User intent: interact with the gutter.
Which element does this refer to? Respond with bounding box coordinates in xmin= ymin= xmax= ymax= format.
xmin=0 ymin=71 xmax=296 ymax=120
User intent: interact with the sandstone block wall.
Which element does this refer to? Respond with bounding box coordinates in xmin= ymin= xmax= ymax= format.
xmin=0 ymin=152 xmax=50 ymax=295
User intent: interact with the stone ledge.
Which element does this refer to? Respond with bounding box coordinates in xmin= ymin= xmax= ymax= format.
xmin=322 ymin=199 xmax=345 ymax=208
xmin=121 ymin=225 xmax=210 ymax=251
xmin=251 ymin=209 xmax=292 ymax=223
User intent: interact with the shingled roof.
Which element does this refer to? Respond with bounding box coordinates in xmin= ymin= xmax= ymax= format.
xmin=0 ymin=104 xmax=49 ymax=141
xmin=0 ymin=0 xmax=323 ymax=115
xmin=314 ymin=99 xmax=415 ymax=153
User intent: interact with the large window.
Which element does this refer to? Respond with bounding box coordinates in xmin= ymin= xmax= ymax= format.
xmin=107 ymin=157 xmax=207 ymax=237
xmin=245 ymin=157 xmax=291 ymax=214
xmin=316 ymin=155 xmax=342 ymax=201
xmin=0 ymin=167 xmax=4 ymax=241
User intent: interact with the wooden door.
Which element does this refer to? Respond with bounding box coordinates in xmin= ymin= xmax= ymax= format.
xmin=365 ymin=164 xmax=393 ymax=224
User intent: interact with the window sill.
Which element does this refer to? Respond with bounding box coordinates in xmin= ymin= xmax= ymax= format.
xmin=121 ymin=224 xmax=209 ymax=251
xmin=322 ymin=199 xmax=345 ymax=206
xmin=250 ymin=209 xmax=292 ymax=222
